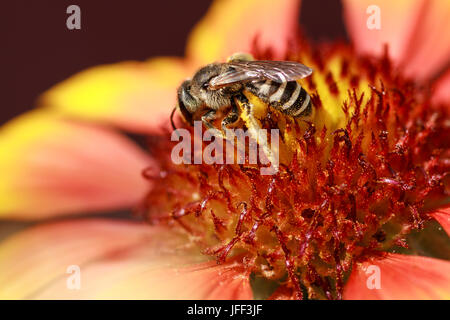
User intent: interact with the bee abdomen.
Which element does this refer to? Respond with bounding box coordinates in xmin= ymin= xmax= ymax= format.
xmin=282 ymin=84 xmax=312 ymax=117
xmin=246 ymin=80 xmax=280 ymax=100
xmin=245 ymin=80 xmax=312 ymax=118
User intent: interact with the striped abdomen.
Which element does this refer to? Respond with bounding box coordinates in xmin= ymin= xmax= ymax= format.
xmin=245 ymin=79 xmax=312 ymax=117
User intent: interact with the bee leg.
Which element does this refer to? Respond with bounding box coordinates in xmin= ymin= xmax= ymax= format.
xmin=221 ymin=101 xmax=240 ymax=132
xmin=235 ymin=94 xmax=279 ymax=174
xmin=201 ymin=110 xmax=225 ymax=139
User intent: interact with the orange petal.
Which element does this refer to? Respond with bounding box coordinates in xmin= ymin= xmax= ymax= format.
xmin=343 ymin=0 xmax=450 ymax=80
xmin=430 ymin=207 xmax=450 ymax=236
xmin=187 ymin=0 xmax=301 ymax=64
xmin=0 ymin=111 xmax=152 ymax=219
xmin=432 ymin=68 xmax=450 ymax=105
xmin=40 ymin=58 xmax=194 ymax=133
xmin=0 ymin=219 xmax=252 ymax=299
xmin=343 ymin=253 xmax=450 ymax=299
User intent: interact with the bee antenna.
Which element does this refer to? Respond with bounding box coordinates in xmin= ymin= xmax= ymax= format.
xmin=170 ymin=106 xmax=178 ymax=131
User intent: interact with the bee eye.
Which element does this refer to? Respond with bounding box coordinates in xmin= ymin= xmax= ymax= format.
xmin=202 ymin=82 xmax=209 ymax=89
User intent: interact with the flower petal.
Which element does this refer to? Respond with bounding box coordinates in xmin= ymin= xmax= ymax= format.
xmin=343 ymin=253 xmax=450 ymax=299
xmin=40 ymin=58 xmax=194 ymax=133
xmin=0 ymin=111 xmax=152 ymax=219
xmin=36 ymin=257 xmax=252 ymax=300
xmin=432 ymin=68 xmax=450 ymax=105
xmin=430 ymin=207 xmax=450 ymax=236
xmin=399 ymin=1 xmax=450 ymax=80
xmin=343 ymin=0 xmax=423 ymax=63
xmin=343 ymin=0 xmax=450 ymax=80
xmin=187 ymin=0 xmax=301 ymax=64
xmin=0 ymin=219 xmax=252 ymax=299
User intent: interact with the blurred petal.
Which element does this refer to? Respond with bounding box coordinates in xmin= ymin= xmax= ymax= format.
xmin=0 ymin=111 xmax=152 ymax=219
xmin=343 ymin=0 xmax=450 ymax=80
xmin=0 ymin=219 xmax=252 ymax=299
xmin=400 ymin=1 xmax=450 ymax=79
xmin=187 ymin=0 xmax=301 ymax=64
xmin=40 ymin=58 xmax=194 ymax=133
xmin=430 ymin=207 xmax=450 ymax=236
xmin=432 ymin=68 xmax=450 ymax=105
xmin=343 ymin=0 xmax=423 ymax=62
xmin=37 ymin=257 xmax=252 ymax=300
xmin=344 ymin=253 xmax=450 ymax=299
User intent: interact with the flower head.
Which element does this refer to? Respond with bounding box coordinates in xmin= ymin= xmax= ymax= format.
xmin=143 ymin=38 xmax=449 ymax=299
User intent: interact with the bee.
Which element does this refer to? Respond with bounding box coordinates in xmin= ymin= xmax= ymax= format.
xmin=171 ymin=53 xmax=314 ymax=171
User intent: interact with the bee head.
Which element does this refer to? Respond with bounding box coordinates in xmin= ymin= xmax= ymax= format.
xmin=191 ymin=64 xmax=238 ymax=109
xmin=177 ymin=80 xmax=199 ymax=125
xmin=193 ymin=64 xmax=232 ymax=92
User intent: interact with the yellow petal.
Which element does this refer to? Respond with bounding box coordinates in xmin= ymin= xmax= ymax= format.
xmin=0 ymin=219 xmax=252 ymax=299
xmin=343 ymin=0 xmax=450 ymax=80
xmin=344 ymin=253 xmax=450 ymax=299
xmin=0 ymin=111 xmax=152 ymax=219
xmin=37 ymin=257 xmax=253 ymax=300
xmin=187 ymin=0 xmax=301 ymax=64
xmin=40 ymin=58 xmax=194 ymax=133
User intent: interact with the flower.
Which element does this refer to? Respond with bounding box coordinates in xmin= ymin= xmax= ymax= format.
xmin=0 ymin=0 xmax=449 ymax=299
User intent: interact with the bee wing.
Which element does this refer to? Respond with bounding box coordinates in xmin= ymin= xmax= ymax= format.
xmin=209 ymin=60 xmax=313 ymax=89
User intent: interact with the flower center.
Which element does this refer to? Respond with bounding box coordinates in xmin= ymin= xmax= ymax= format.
xmin=143 ymin=42 xmax=449 ymax=299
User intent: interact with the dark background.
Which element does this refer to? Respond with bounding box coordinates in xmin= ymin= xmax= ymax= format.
xmin=1 ymin=0 xmax=347 ymax=125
